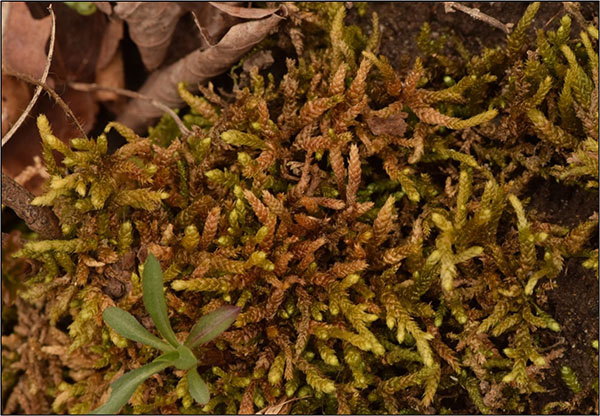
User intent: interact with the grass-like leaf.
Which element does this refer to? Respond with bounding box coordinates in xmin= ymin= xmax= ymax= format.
xmin=184 ymin=305 xmax=241 ymax=348
xmin=90 ymin=352 xmax=177 ymax=414
xmin=143 ymin=253 xmax=180 ymax=347
xmin=187 ymin=365 xmax=210 ymax=405
xmin=103 ymin=307 xmax=175 ymax=352
xmin=173 ymin=344 xmax=198 ymax=370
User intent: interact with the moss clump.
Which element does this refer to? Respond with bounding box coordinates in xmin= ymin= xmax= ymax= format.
xmin=3 ymin=2 xmax=598 ymax=414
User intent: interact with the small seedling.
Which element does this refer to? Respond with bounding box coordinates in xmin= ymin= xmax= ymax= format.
xmin=91 ymin=253 xmax=240 ymax=414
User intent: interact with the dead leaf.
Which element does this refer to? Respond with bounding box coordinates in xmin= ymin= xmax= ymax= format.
xmin=50 ymin=2 xmax=107 ymax=83
xmin=95 ymin=48 xmax=126 ymax=103
xmin=114 ymin=2 xmax=186 ymax=71
xmin=1 ymin=75 xmax=31 ymax=136
xmin=94 ymin=1 xmax=112 ymax=15
xmin=208 ymin=2 xmax=283 ymax=19
xmin=255 ymin=397 xmax=309 ymax=414
xmin=243 ymin=50 xmax=275 ymax=73
xmin=182 ymin=2 xmax=244 ymax=48
xmin=117 ymin=8 xmax=286 ymax=132
xmin=1 ymin=2 xmax=52 ymax=79
xmin=366 ymin=111 xmax=408 ymax=136
xmin=96 ymin=18 xmax=124 ymax=71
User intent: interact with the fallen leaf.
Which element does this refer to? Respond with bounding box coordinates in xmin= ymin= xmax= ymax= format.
xmin=243 ymin=50 xmax=275 ymax=73
xmin=366 ymin=111 xmax=408 ymax=136
xmin=1 ymin=74 xmax=31 ymax=136
xmin=255 ymin=397 xmax=309 ymax=414
xmin=117 ymin=8 xmax=286 ymax=132
xmin=114 ymin=2 xmax=187 ymax=71
xmin=208 ymin=2 xmax=282 ymax=19
xmin=183 ymin=2 xmax=244 ymax=48
xmin=1 ymin=2 xmax=52 ymax=79
xmin=50 ymin=2 xmax=107 ymax=83
xmin=95 ymin=48 xmax=126 ymax=103
xmin=94 ymin=1 xmax=112 ymax=15
xmin=96 ymin=18 xmax=124 ymax=71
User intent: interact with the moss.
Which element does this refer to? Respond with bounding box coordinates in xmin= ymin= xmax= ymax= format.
xmin=3 ymin=2 xmax=598 ymax=414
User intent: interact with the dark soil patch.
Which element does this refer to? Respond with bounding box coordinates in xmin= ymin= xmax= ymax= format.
xmin=540 ymin=258 xmax=599 ymax=412
xmin=526 ymin=177 xmax=599 ymax=228
xmin=366 ymin=2 xmax=598 ymax=71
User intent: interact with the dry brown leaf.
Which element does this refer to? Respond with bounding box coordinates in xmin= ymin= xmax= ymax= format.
xmin=1 ymin=75 xmax=31 ymax=136
xmin=48 ymin=3 xmax=107 ymax=83
xmin=243 ymin=50 xmax=275 ymax=73
xmin=95 ymin=49 xmax=126 ymax=103
xmin=114 ymin=2 xmax=186 ymax=71
xmin=183 ymin=2 xmax=244 ymax=48
xmin=255 ymin=397 xmax=309 ymax=414
xmin=94 ymin=1 xmax=113 ymax=15
xmin=96 ymin=18 xmax=124 ymax=71
xmin=366 ymin=111 xmax=408 ymax=136
xmin=1 ymin=2 xmax=52 ymax=79
xmin=208 ymin=2 xmax=282 ymax=19
xmin=117 ymin=8 xmax=286 ymax=132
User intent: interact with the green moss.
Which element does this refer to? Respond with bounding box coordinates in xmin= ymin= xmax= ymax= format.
xmin=3 ymin=3 xmax=598 ymax=414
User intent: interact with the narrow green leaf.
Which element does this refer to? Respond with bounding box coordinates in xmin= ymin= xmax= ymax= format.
xmin=184 ymin=305 xmax=241 ymax=348
xmin=90 ymin=353 xmax=175 ymax=414
xmin=143 ymin=253 xmax=180 ymax=348
xmin=102 ymin=307 xmax=175 ymax=352
xmin=173 ymin=345 xmax=198 ymax=370
xmin=187 ymin=366 xmax=210 ymax=405
xmin=153 ymin=350 xmax=180 ymax=363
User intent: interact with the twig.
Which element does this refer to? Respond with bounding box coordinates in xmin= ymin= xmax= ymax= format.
xmin=444 ymin=2 xmax=513 ymax=34
xmin=2 ymin=5 xmax=56 ymax=147
xmin=2 ymin=69 xmax=88 ymax=140
xmin=2 ymin=172 xmax=61 ymax=239
xmin=255 ymin=396 xmax=311 ymax=414
xmin=191 ymin=11 xmax=216 ymax=47
xmin=68 ymin=82 xmax=192 ymax=138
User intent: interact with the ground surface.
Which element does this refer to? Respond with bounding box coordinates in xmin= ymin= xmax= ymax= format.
xmin=1 ymin=2 xmax=598 ymax=414
xmin=361 ymin=2 xmax=600 ymax=412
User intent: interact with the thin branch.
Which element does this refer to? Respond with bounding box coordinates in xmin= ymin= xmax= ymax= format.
xmin=68 ymin=81 xmax=192 ymax=138
xmin=2 ymin=69 xmax=88 ymax=140
xmin=444 ymin=2 xmax=513 ymax=34
xmin=2 ymin=5 xmax=56 ymax=147
xmin=191 ymin=10 xmax=216 ymax=47
xmin=2 ymin=172 xmax=61 ymax=239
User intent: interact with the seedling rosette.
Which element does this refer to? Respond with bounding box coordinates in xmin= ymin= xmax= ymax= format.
xmin=91 ymin=253 xmax=240 ymax=414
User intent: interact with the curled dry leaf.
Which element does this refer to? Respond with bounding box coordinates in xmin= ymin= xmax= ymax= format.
xmin=183 ymin=2 xmax=244 ymax=48
xmin=117 ymin=8 xmax=286 ymax=132
xmin=1 ymin=2 xmax=52 ymax=79
xmin=208 ymin=2 xmax=282 ymax=19
xmin=114 ymin=2 xmax=186 ymax=71
xmin=94 ymin=48 xmax=126 ymax=103
xmin=243 ymin=50 xmax=275 ymax=73
xmin=94 ymin=1 xmax=112 ymax=15
xmin=1 ymin=75 xmax=32 ymax=137
xmin=255 ymin=396 xmax=309 ymax=414
xmin=96 ymin=18 xmax=124 ymax=71
xmin=50 ymin=3 xmax=107 ymax=83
